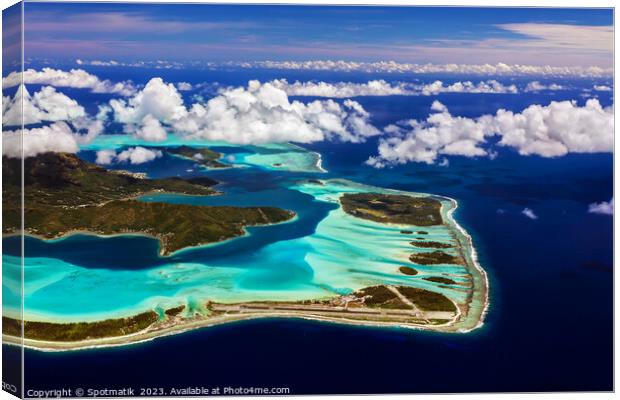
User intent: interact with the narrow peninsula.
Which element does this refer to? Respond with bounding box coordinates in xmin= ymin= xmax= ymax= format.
xmin=2 ymin=153 xmax=295 ymax=255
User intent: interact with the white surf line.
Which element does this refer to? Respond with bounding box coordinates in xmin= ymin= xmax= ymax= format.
xmin=12 ymin=182 xmax=486 ymax=351
xmin=446 ymin=198 xmax=490 ymax=333
xmin=286 ymin=142 xmax=328 ymax=173
xmin=5 ymin=307 xmax=467 ymax=353
xmin=292 ymin=178 xmax=486 ymax=331
xmin=313 ymin=151 xmax=328 ymax=173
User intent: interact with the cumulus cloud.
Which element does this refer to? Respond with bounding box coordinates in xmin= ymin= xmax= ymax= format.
xmin=2 ymin=122 xmax=87 ymax=158
xmin=76 ymin=59 xmax=184 ymax=70
xmin=233 ymin=60 xmax=612 ymax=77
xmin=110 ymin=78 xmax=379 ymax=145
xmin=117 ymin=147 xmax=163 ymax=164
xmin=95 ymin=146 xmax=163 ymax=165
xmin=270 ymin=79 xmax=411 ymax=97
xmin=367 ymin=99 xmax=613 ymax=167
xmin=109 ymin=77 xmax=187 ymax=125
xmin=524 ymin=81 xmax=565 ymax=92
xmin=96 ymin=104 xmax=113 ymax=121
xmin=70 ymin=117 xmax=105 ymax=143
xmin=106 ymin=77 xmax=188 ymax=142
xmin=177 ymin=82 xmax=193 ymax=91
xmin=593 ymin=85 xmax=612 ymax=92
xmin=95 ymin=149 xmax=117 ymax=165
xmin=134 ymin=114 xmax=168 ymax=142
xmin=2 ymin=85 xmax=103 ymax=158
xmin=174 ymin=80 xmax=379 ymax=144
xmin=77 ymin=59 xmax=612 ymax=77
xmin=77 ymin=59 xmax=120 ymax=67
xmin=417 ymin=80 xmax=518 ymax=95
xmin=588 ymin=198 xmax=613 ymax=215
xmin=494 ymin=99 xmax=613 ymax=157
xmin=3 ymin=85 xmax=86 ymax=126
xmin=268 ymin=79 xmax=517 ymax=98
xmin=521 ymin=208 xmax=538 ymax=220
xmin=3 ymin=68 xmax=136 ymax=96
xmin=367 ymin=101 xmax=489 ymax=166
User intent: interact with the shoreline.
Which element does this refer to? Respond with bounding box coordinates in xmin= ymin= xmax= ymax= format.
xmin=444 ymin=197 xmax=490 ymax=332
xmin=3 ymin=305 xmax=467 ymax=353
xmin=166 ymin=151 xmax=235 ymax=171
xmin=313 ymin=151 xmax=328 ymax=173
xmin=305 ymin=179 xmax=489 ymax=332
xmin=286 ymin=143 xmax=328 ymax=173
xmin=4 ymin=180 xmax=489 ymax=350
xmin=5 ymin=209 xmax=298 ymax=258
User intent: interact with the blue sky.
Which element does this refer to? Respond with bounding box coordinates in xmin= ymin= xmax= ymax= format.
xmin=19 ymin=3 xmax=614 ymax=67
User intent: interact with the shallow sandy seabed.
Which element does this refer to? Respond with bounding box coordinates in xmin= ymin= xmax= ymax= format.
xmin=3 ymin=140 xmax=488 ymax=347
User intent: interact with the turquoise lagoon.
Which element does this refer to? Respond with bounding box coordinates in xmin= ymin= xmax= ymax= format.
xmin=81 ymin=134 xmax=324 ymax=174
xmin=3 ymin=140 xmax=474 ymax=323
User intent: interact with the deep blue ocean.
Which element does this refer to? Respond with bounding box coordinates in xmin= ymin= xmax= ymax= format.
xmin=3 ymin=67 xmax=613 ymax=394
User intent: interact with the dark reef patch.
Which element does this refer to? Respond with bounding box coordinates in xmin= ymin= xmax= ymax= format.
xmin=423 ymin=276 xmax=457 ymax=285
xmin=409 ymin=250 xmax=462 ymax=265
xmin=410 ymin=241 xmax=452 ymax=249
xmin=398 ymin=266 xmax=419 ymax=275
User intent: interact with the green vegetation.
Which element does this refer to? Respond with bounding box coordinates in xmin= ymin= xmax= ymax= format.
xmin=166 ymin=145 xmax=227 ymax=168
xmin=353 ymin=285 xmax=456 ymax=313
xmin=398 ymin=266 xmax=419 ymax=275
xmin=340 ymin=193 xmax=442 ymax=226
xmin=410 ymin=241 xmax=452 ymax=249
xmin=2 ymin=153 xmax=295 ymax=255
xmin=3 ymin=152 xmax=217 ymax=210
xmin=2 ymin=312 xmax=158 ymax=341
xmin=2 ymin=282 xmax=459 ymax=342
xmin=354 ymin=286 xmax=410 ymax=309
xmin=423 ymin=276 xmax=457 ymax=285
xmin=16 ymin=199 xmax=293 ymax=256
xmin=164 ymin=305 xmax=186 ymax=318
xmin=2 ymin=317 xmax=21 ymax=337
xmin=409 ymin=250 xmax=462 ymax=265
xmin=396 ymin=286 xmax=456 ymax=312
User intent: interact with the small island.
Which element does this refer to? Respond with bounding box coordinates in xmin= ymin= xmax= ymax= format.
xmin=340 ymin=192 xmax=442 ymax=225
xmin=410 ymin=240 xmax=452 ymax=249
xmin=409 ymin=250 xmax=463 ymax=265
xmin=423 ymin=276 xmax=458 ymax=285
xmin=166 ymin=145 xmax=228 ymax=169
xmin=399 ymin=266 xmax=419 ymax=275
